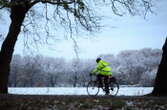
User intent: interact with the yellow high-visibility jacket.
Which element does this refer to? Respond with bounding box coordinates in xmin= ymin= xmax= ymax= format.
xmin=92 ymin=60 xmax=112 ymax=76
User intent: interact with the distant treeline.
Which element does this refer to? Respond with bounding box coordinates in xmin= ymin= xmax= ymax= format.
xmin=9 ymin=48 xmax=161 ymax=87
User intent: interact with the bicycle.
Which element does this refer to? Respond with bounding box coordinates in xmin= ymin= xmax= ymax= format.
xmin=87 ymin=74 xmax=119 ymax=96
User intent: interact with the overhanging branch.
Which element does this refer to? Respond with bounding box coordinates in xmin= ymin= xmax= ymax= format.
xmin=36 ymin=0 xmax=75 ymax=5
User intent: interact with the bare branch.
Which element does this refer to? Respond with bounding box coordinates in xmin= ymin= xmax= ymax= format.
xmin=1 ymin=0 xmax=153 ymax=58
xmin=41 ymin=0 xmax=74 ymax=5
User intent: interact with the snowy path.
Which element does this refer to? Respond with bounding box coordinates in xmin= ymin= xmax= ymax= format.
xmin=9 ymin=87 xmax=153 ymax=96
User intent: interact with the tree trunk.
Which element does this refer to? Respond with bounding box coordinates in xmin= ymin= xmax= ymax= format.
xmin=152 ymin=37 xmax=167 ymax=96
xmin=0 ymin=4 xmax=29 ymax=94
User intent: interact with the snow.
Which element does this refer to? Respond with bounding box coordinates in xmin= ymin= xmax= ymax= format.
xmin=9 ymin=87 xmax=153 ymax=96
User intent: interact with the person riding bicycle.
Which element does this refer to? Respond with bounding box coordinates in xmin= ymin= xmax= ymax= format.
xmin=90 ymin=57 xmax=112 ymax=95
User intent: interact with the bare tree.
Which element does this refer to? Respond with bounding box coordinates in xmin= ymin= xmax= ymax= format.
xmin=0 ymin=0 xmax=100 ymax=93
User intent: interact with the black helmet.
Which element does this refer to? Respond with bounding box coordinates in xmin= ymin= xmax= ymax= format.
xmin=96 ymin=57 xmax=101 ymax=63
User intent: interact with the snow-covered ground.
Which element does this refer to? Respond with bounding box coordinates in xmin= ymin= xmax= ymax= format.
xmin=9 ymin=87 xmax=153 ymax=96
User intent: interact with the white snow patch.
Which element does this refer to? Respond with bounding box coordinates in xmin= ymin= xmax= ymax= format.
xmin=9 ymin=87 xmax=153 ymax=96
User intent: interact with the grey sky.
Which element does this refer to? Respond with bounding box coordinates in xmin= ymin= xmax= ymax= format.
xmin=1 ymin=0 xmax=167 ymax=60
xmin=36 ymin=0 xmax=166 ymax=59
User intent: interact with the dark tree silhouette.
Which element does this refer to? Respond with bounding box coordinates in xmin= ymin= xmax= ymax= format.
xmin=0 ymin=1 xmax=31 ymax=93
xmin=152 ymin=37 xmax=167 ymax=96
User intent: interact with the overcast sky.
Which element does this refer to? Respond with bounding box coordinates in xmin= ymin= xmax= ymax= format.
xmin=0 ymin=0 xmax=167 ymax=60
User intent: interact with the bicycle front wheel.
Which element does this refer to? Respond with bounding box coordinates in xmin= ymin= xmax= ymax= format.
xmin=87 ymin=81 xmax=100 ymax=96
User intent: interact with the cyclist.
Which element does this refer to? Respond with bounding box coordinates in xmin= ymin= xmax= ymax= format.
xmin=90 ymin=57 xmax=112 ymax=95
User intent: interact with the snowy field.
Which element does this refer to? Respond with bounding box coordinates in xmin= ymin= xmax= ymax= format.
xmin=9 ymin=87 xmax=153 ymax=96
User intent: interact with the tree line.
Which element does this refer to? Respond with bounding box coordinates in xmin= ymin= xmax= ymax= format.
xmin=9 ymin=48 xmax=161 ymax=87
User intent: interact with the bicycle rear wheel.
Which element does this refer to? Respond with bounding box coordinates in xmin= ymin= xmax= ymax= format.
xmin=87 ymin=81 xmax=100 ymax=96
xmin=109 ymin=81 xmax=119 ymax=96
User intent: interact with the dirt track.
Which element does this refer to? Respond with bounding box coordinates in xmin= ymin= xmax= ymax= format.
xmin=0 ymin=94 xmax=167 ymax=110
